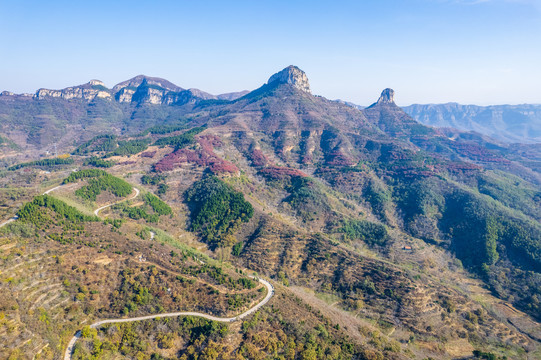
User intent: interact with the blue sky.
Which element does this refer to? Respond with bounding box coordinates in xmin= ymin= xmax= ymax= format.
xmin=1 ymin=0 xmax=540 ymax=105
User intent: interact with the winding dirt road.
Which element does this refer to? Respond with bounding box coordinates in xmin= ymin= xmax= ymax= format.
xmin=64 ymin=277 xmax=274 ymax=360
xmin=93 ymin=187 xmax=140 ymax=217
xmin=0 ymin=184 xmax=71 ymax=229
xmin=0 ymin=183 xmax=140 ymax=229
xmin=0 ymin=182 xmax=274 ymax=360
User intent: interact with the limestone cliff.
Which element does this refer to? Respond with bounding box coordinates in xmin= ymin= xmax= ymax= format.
xmin=34 ymin=80 xmax=112 ymax=101
xmin=267 ymin=65 xmax=311 ymax=93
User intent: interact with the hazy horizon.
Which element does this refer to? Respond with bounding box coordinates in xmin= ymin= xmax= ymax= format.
xmin=1 ymin=0 xmax=540 ymax=106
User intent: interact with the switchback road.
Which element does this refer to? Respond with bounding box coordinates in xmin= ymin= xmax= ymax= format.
xmin=64 ymin=277 xmax=274 ymax=360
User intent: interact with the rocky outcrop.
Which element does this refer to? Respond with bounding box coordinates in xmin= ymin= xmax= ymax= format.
xmin=267 ymin=65 xmax=311 ymax=93
xmin=376 ymin=88 xmax=395 ymax=105
xmin=364 ymin=88 xmax=427 ymax=137
xmin=365 ymin=88 xmax=400 ymax=110
xmin=7 ymin=70 xmax=292 ymax=105
xmin=115 ymin=87 xmax=136 ymax=103
xmin=34 ymin=80 xmax=112 ymax=101
xmin=112 ymin=75 xmax=183 ymax=93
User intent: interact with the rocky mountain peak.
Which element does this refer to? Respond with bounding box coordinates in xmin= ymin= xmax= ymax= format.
xmin=112 ymin=75 xmax=184 ymax=93
xmin=89 ymin=79 xmax=106 ymax=87
xmin=377 ymin=88 xmax=395 ymax=105
xmin=267 ymin=65 xmax=311 ymax=93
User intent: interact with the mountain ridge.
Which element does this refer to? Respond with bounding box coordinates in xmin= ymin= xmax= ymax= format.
xmin=0 ymin=74 xmax=250 ymax=105
xmin=1 ymin=65 xmax=541 ymax=359
xmin=403 ymin=102 xmax=541 ymax=144
xmin=4 ymin=70 xmax=540 ymax=145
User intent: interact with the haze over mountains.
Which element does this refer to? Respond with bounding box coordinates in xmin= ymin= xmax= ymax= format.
xmin=404 ymin=103 xmax=541 ymax=144
xmin=1 ymin=75 xmax=249 ymax=105
xmin=3 ymin=70 xmax=540 ymax=145
xmin=1 ymin=65 xmax=541 ymax=359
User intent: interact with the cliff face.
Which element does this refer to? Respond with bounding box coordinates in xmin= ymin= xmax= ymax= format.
xmin=111 ymin=75 xmax=183 ymax=93
xmin=11 ymin=75 xmax=247 ymax=105
xmin=267 ymin=65 xmax=311 ymax=93
xmin=35 ymin=80 xmax=112 ymax=101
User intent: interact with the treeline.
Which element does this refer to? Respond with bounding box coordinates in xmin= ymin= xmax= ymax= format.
xmin=84 ymin=156 xmax=115 ymax=168
xmin=154 ymin=126 xmax=206 ymax=150
xmin=74 ymin=135 xmax=151 ymax=158
xmin=75 ymin=174 xmax=133 ymax=201
xmin=72 ymin=125 xmax=205 ymax=160
xmin=185 ymin=176 xmax=253 ymax=248
xmin=73 ymin=134 xmax=117 ymax=155
xmin=73 ymin=316 xmax=228 ymax=360
xmin=63 ymin=169 xmax=108 ymax=184
xmin=17 ymin=195 xmax=98 ymax=224
xmin=104 ymin=138 xmax=151 ymax=158
xmin=8 ymin=157 xmax=74 ymax=171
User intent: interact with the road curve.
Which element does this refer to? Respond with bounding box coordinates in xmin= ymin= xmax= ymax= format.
xmin=64 ymin=277 xmax=274 ymax=360
xmin=94 ymin=187 xmax=140 ymax=217
xmin=0 ymin=184 xmax=68 ymax=229
xmin=1 ymin=183 xmax=138 ymax=228
xmin=43 ymin=184 xmax=67 ymax=195
xmin=0 ymin=216 xmax=18 ymax=229
xmin=0 ymin=181 xmax=271 ymax=359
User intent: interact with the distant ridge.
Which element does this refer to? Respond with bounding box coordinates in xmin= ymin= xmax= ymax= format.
xmin=1 ymin=75 xmax=249 ymax=105
xmin=2 ymin=65 xmax=541 ymax=143
xmin=403 ymin=102 xmax=541 ymax=143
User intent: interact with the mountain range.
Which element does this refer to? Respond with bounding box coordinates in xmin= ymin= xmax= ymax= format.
xmin=0 ymin=65 xmax=540 ymax=360
xmin=404 ymin=103 xmax=541 ymax=144
xmin=1 ymin=75 xmax=249 ymax=105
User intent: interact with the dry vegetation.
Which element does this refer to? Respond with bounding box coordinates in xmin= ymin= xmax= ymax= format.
xmin=0 ymin=105 xmax=540 ymax=360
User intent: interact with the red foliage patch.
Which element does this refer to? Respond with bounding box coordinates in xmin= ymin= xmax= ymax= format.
xmin=250 ymin=149 xmax=269 ymax=167
xmin=197 ymin=135 xmax=222 ymax=153
xmin=325 ymin=151 xmax=355 ymax=166
xmin=154 ymin=142 xmax=238 ymax=175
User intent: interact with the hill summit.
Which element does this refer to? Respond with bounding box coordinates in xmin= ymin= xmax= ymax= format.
xmin=376 ymin=88 xmax=395 ymax=105
xmin=267 ymin=65 xmax=311 ymax=93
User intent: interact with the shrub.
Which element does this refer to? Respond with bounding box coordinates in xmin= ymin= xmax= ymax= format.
xmin=63 ymin=169 xmax=108 ymax=184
